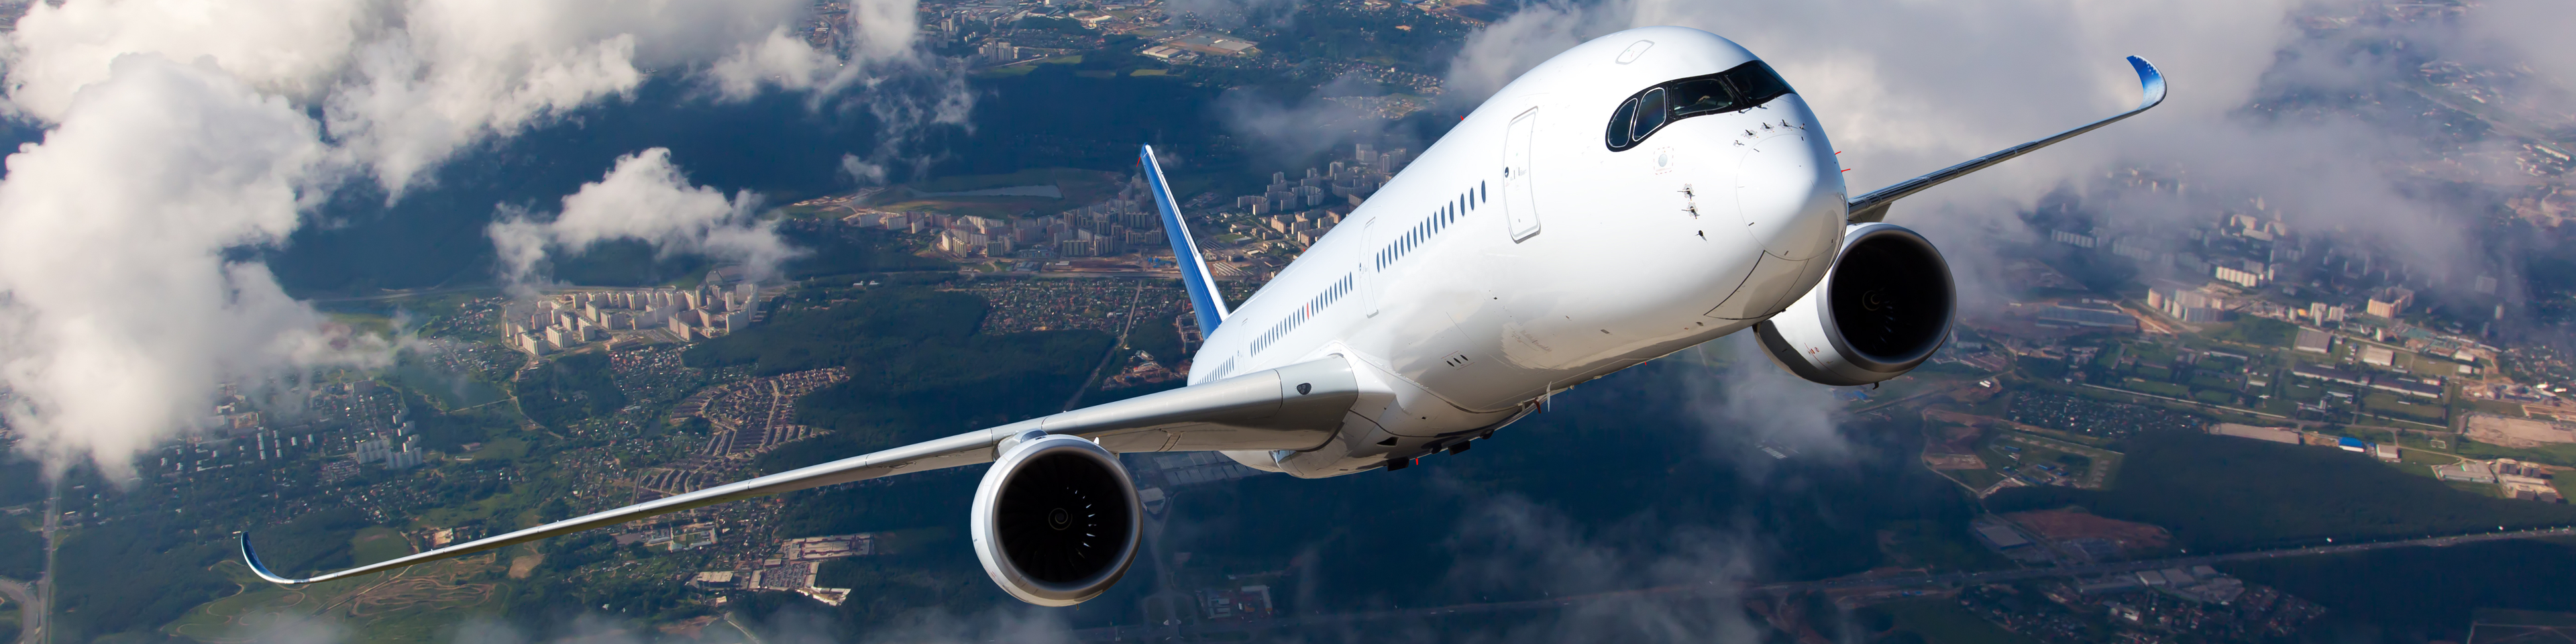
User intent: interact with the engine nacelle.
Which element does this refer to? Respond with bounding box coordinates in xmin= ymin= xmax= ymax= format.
xmin=970 ymin=433 xmax=1142 ymax=606
xmin=1755 ymin=222 xmax=1955 ymax=386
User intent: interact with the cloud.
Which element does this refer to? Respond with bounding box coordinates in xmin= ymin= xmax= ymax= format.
xmin=1677 ymin=334 xmax=1849 ymax=478
xmin=1434 ymin=492 xmax=1766 ymax=643
xmin=0 ymin=54 xmax=389 ymax=480
xmin=0 ymin=0 xmax=951 ymax=477
xmin=1217 ymin=73 xmax=1410 ymax=170
xmin=490 ymin=148 xmax=803 ymax=292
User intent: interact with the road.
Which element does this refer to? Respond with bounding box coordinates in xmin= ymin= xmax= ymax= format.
xmin=1074 ymin=525 xmax=2576 ymax=641
xmin=0 ymin=578 xmax=37 ymax=644
xmin=1061 ymin=280 xmax=1149 ymax=412
xmin=30 ymin=485 xmax=59 ymax=644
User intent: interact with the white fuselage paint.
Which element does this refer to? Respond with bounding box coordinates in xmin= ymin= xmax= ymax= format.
xmin=1193 ymin=27 xmax=1847 ymax=478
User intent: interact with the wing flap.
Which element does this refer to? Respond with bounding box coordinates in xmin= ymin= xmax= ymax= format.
xmin=1845 ymin=56 xmax=2166 ymax=223
xmin=244 ymin=355 xmax=1359 ymax=585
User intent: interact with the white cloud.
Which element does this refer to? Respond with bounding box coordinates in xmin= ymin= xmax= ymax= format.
xmin=489 ymin=148 xmax=803 ymax=291
xmin=0 ymin=55 xmax=386 ymax=479
xmin=0 ymin=0 xmax=378 ymax=121
xmin=0 ymin=0 xmax=944 ymax=476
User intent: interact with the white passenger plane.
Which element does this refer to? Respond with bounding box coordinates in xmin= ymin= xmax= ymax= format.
xmin=246 ymin=25 xmax=2164 ymax=606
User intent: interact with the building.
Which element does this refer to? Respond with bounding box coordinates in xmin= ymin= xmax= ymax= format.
xmin=2368 ymin=375 xmax=2444 ymax=400
xmin=386 ymin=443 xmax=424 ymax=470
xmin=2149 ymin=287 xmax=2228 ymax=323
xmin=2294 ymin=327 xmax=2333 ymax=354
xmin=2210 ymin=423 xmax=2300 ymax=444
xmin=690 ymin=571 xmax=737 ymax=589
xmin=2360 ymin=345 xmax=2396 ymax=367
xmin=2214 ymin=264 xmax=2263 ymax=288
xmin=353 ymin=438 xmax=391 ymax=464
xmin=2291 ymin=363 xmax=2371 ymax=387
xmin=2336 ymin=437 xmax=2369 ymax=453
xmin=2367 ymin=286 xmax=2415 ymax=319
xmin=2037 ymin=303 xmax=2140 ymax=331
xmin=2434 ymin=461 xmax=2498 ymax=484
xmin=2371 ymin=443 xmax=2400 ymax=462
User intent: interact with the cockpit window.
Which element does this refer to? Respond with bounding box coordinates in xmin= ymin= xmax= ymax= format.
xmin=1634 ymin=88 xmax=1668 ymax=137
xmin=1605 ymin=98 xmax=1636 ymax=148
xmin=1605 ymin=60 xmax=1796 ymax=152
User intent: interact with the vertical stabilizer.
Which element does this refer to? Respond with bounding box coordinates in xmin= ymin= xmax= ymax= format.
xmin=1139 ymin=144 xmax=1230 ymax=335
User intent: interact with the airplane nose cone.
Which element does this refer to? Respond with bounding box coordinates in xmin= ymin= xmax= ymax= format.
xmin=1735 ymin=131 xmax=1843 ymax=261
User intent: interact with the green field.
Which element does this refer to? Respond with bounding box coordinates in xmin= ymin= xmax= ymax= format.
xmin=352 ymin=527 xmax=414 ymax=567
xmin=1865 ymin=597 xmax=2044 ymax=644
xmin=1991 ymin=431 xmax=2576 ymax=550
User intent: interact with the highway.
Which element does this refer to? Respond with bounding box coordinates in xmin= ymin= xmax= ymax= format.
xmin=1075 ymin=525 xmax=2576 ymax=641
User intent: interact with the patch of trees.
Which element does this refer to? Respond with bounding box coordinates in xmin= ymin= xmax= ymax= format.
xmin=49 ymin=515 xmax=236 ymax=641
xmin=1990 ymin=431 xmax=2576 ymax=550
xmin=517 ymin=352 xmax=627 ymax=429
xmin=685 ymin=288 xmax=1112 ymax=470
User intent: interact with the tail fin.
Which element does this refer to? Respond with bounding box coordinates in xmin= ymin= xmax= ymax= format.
xmin=1140 ymin=144 xmax=1230 ymax=335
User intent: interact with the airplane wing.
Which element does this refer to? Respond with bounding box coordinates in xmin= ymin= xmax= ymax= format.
xmin=242 ymin=356 xmax=1360 ymax=584
xmin=1845 ymin=56 xmax=2166 ymax=223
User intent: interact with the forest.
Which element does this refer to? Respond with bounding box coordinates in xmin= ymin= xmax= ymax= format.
xmin=1989 ymin=431 xmax=2576 ymax=549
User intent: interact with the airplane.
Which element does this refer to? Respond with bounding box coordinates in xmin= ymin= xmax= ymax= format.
xmin=243 ymin=25 xmax=2164 ymax=606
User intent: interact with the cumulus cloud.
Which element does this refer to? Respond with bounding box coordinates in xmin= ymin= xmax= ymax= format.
xmin=1218 ymin=73 xmax=1410 ymax=170
xmin=0 ymin=0 xmax=954 ymax=476
xmin=1436 ymin=492 xmax=1765 ymax=643
xmin=490 ymin=148 xmax=802 ymax=292
xmin=1678 ymin=334 xmax=1849 ymax=477
xmin=0 ymin=55 xmax=388 ymax=480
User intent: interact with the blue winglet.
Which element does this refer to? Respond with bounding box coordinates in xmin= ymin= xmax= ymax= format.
xmin=1139 ymin=144 xmax=1229 ymax=336
xmin=238 ymin=531 xmax=304 ymax=584
xmin=2127 ymin=56 xmax=2166 ymax=112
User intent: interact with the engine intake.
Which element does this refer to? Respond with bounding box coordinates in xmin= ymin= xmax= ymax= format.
xmin=1756 ymin=222 xmax=1954 ymax=386
xmin=971 ymin=433 xmax=1142 ymax=606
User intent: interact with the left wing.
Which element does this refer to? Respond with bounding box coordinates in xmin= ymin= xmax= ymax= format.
xmin=1846 ymin=56 xmax=2166 ymax=223
xmin=242 ymin=356 xmax=1359 ymax=584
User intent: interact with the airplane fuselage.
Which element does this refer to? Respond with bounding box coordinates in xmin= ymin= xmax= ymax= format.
xmin=1194 ymin=27 xmax=1847 ymax=477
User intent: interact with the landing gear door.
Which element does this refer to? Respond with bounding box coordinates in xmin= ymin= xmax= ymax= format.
xmin=1503 ymin=108 xmax=1542 ymax=242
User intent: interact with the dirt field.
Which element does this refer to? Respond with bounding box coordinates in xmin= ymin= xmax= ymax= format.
xmin=2467 ymin=414 xmax=2576 ymax=448
xmin=2003 ymin=508 xmax=2172 ymax=551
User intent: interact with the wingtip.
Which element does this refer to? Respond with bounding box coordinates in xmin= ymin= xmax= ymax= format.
xmin=2126 ymin=55 xmax=2167 ymax=111
xmin=237 ymin=531 xmax=301 ymax=585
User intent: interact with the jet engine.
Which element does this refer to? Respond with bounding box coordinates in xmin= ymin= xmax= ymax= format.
xmin=970 ymin=432 xmax=1143 ymax=606
xmin=1754 ymin=222 xmax=1955 ymax=386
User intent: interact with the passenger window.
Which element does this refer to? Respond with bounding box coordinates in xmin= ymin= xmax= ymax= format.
xmin=1633 ymin=88 xmax=1668 ymax=140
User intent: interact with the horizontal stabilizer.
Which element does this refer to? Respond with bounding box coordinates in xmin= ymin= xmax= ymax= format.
xmin=1847 ymin=56 xmax=2166 ymax=223
xmin=242 ymin=356 xmax=1359 ymax=585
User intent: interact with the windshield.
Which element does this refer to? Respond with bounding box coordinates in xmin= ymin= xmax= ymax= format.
xmin=1605 ymin=60 xmax=1796 ymax=151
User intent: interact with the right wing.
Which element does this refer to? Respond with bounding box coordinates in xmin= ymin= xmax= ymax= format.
xmin=1845 ymin=56 xmax=2166 ymax=223
xmin=243 ymin=355 xmax=1359 ymax=584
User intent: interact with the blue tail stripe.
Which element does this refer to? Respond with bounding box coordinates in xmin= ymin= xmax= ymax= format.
xmin=1139 ymin=144 xmax=1228 ymax=335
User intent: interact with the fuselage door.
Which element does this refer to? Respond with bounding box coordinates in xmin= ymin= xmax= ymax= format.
xmin=1503 ymin=108 xmax=1542 ymax=241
